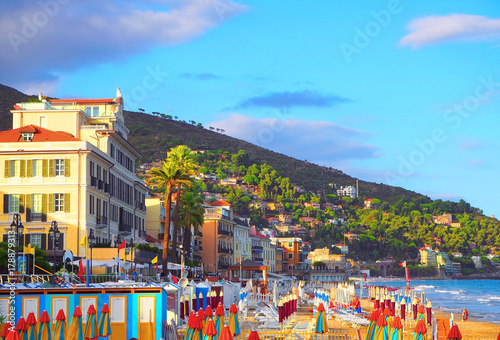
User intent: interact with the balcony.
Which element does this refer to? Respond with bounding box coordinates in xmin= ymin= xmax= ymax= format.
xmin=30 ymin=212 xmax=43 ymax=222
xmin=252 ymin=245 xmax=263 ymax=250
xmin=196 ymin=231 xmax=203 ymax=238
xmin=219 ymin=263 xmax=229 ymax=269
xmin=217 ymin=227 xmax=233 ymax=237
xmin=119 ymin=223 xmax=132 ymax=233
xmin=218 ymin=246 xmax=233 ymax=255
xmin=96 ymin=216 xmax=108 ymax=226
xmin=253 ymin=257 xmax=264 ymax=262
xmin=194 ymin=245 xmax=203 ymax=252
xmin=104 ymin=183 xmax=110 ymax=193
xmin=98 ymin=179 xmax=104 ymax=190
xmin=90 ymin=176 xmax=97 ymax=187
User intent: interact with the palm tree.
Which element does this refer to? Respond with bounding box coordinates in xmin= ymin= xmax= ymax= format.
xmin=168 ymin=145 xmax=197 ymax=264
xmin=149 ymin=156 xmax=192 ymax=271
xmin=179 ymin=183 xmax=205 ymax=262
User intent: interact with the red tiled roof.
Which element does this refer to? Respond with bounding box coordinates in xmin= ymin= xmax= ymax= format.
xmin=211 ymin=200 xmax=231 ymax=206
xmin=146 ymin=234 xmax=160 ymax=243
xmin=50 ymin=98 xmax=115 ymax=104
xmin=0 ymin=125 xmax=80 ymax=142
xmin=256 ymin=232 xmax=270 ymax=240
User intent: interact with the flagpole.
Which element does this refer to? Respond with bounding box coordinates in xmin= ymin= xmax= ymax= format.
xmin=86 ymin=235 xmax=90 ymax=287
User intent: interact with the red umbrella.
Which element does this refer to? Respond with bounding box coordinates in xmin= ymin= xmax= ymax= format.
xmin=391 ymin=297 xmax=396 ymax=315
xmin=192 ymin=294 xmax=197 ymax=312
xmin=15 ymin=317 xmax=28 ymax=340
xmin=198 ymin=308 xmax=205 ymax=330
xmin=218 ymin=326 xmax=233 ymax=340
xmin=278 ymin=299 xmax=283 ymax=324
xmin=374 ymin=296 xmax=380 ymax=310
xmin=185 ymin=294 xmax=190 ymax=320
xmin=426 ymin=301 xmax=432 ymax=325
xmin=215 ymin=303 xmax=224 ymax=317
xmin=204 ymin=318 xmax=217 ymax=340
xmin=247 ymin=330 xmax=260 ymax=340
xmin=198 ymin=292 xmax=204 ymax=311
xmin=413 ymin=303 xmax=418 ymax=320
xmin=204 ymin=306 xmax=213 ymax=319
xmin=400 ymin=298 xmax=406 ymax=320
xmin=6 ymin=330 xmax=20 ymax=340
xmin=210 ymin=291 xmax=216 ymax=309
xmin=383 ymin=306 xmax=393 ymax=317
xmin=180 ymin=295 xmax=185 ymax=320
xmin=448 ymin=324 xmax=462 ymax=340
xmin=1 ymin=322 xmax=14 ymax=339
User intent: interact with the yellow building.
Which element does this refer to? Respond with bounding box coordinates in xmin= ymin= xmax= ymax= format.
xmin=419 ymin=247 xmax=437 ymax=266
xmin=0 ymin=90 xmax=147 ymax=263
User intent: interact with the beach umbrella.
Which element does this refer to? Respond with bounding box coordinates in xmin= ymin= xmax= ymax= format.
xmin=6 ymin=330 xmax=20 ymax=340
xmin=204 ymin=306 xmax=213 ymax=323
xmin=412 ymin=299 xmax=418 ymax=320
xmin=388 ymin=316 xmax=403 ymax=340
xmin=185 ymin=294 xmax=191 ymax=319
xmin=211 ymin=291 xmax=216 ymax=309
xmin=400 ymin=297 xmax=406 ymax=320
xmin=1 ymin=322 xmax=14 ymax=340
xmin=412 ymin=319 xmax=427 ymax=340
xmin=214 ymin=303 xmax=225 ymax=339
xmin=185 ymin=311 xmax=197 ymax=340
xmin=192 ymin=293 xmax=198 ymax=312
xmin=180 ymin=295 xmax=185 ymax=320
xmin=247 ymin=331 xmax=260 ymax=340
xmin=228 ymin=304 xmax=240 ymax=337
xmin=425 ymin=301 xmax=432 ymax=325
xmin=98 ymin=304 xmax=111 ymax=338
xmin=202 ymin=318 xmax=217 ymax=340
xmin=218 ymin=326 xmax=233 ymax=340
xmin=315 ymin=303 xmax=328 ymax=334
xmin=198 ymin=292 xmax=204 ymax=310
xmin=67 ymin=306 xmax=84 ymax=340
xmin=366 ymin=309 xmax=381 ymax=340
xmin=54 ymin=309 xmax=68 ymax=340
xmin=447 ymin=324 xmax=462 ymax=340
xmin=278 ymin=299 xmax=283 ymax=324
xmin=374 ymin=314 xmax=389 ymax=340
xmin=16 ymin=317 xmax=28 ymax=340
xmin=391 ymin=296 xmax=396 ymax=315
xmin=84 ymin=304 xmax=98 ymax=340
xmin=220 ymin=291 xmax=224 ymax=307
xmin=417 ymin=305 xmax=425 ymax=322
xmin=191 ymin=313 xmax=203 ymax=340
xmin=38 ymin=311 xmax=52 ymax=340
xmin=375 ymin=294 xmax=380 ymax=310
xmin=198 ymin=308 xmax=205 ymax=329
xmin=26 ymin=312 xmax=38 ymax=340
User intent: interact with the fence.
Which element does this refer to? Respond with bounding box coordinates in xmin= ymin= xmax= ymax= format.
xmin=178 ymin=329 xmax=357 ymax=340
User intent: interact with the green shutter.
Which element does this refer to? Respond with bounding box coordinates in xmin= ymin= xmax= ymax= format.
xmin=19 ymin=194 xmax=25 ymax=213
xmin=48 ymin=194 xmax=54 ymax=213
xmin=26 ymin=194 xmax=32 ymax=222
xmin=49 ymin=160 xmax=55 ymax=177
xmin=41 ymin=194 xmax=47 ymax=222
xmin=4 ymin=160 xmax=10 ymax=178
xmin=64 ymin=159 xmax=70 ymax=177
xmin=27 ymin=160 xmax=32 ymax=177
xmin=64 ymin=193 xmax=70 ymax=212
xmin=3 ymin=194 xmax=8 ymax=213
xmin=20 ymin=160 xmax=26 ymax=178
xmin=42 ymin=159 xmax=48 ymax=177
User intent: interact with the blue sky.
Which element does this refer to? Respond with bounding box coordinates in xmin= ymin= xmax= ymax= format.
xmin=1 ymin=0 xmax=500 ymax=217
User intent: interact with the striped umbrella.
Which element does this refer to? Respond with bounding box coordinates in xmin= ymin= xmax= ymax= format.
xmin=16 ymin=317 xmax=28 ymax=340
xmin=374 ymin=314 xmax=389 ymax=340
xmin=6 ymin=329 xmax=20 ymax=340
xmin=84 ymin=305 xmax=98 ymax=340
xmin=191 ymin=313 xmax=203 ymax=340
xmin=366 ymin=309 xmax=381 ymax=340
xmin=203 ymin=306 xmax=213 ymax=334
xmin=217 ymin=326 xmax=233 ymax=340
xmin=202 ymin=318 xmax=217 ymax=340
xmin=38 ymin=311 xmax=51 ymax=340
xmin=54 ymin=310 xmax=68 ymax=340
xmin=25 ymin=313 xmax=38 ymax=340
xmin=185 ymin=311 xmax=197 ymax=340
xmin=388 ymin=316 xmax=403 ymax=340
xmin=214 ymin=303 xmax=225 ymax=340
xmin=98 ymin=304 xmax=111 ymax=338
xmin=412 ymin=319 xmax=427 ymax=340
xmin=314 ymin=303 xmax=328 ymax=334
xmin=417 ymin=305 xmax=425 ymax=322
xmin=198 ymin=308 xmax=205 ymax=330
xmin=67 ymin=307 xmax=84 ymax=340
xmin=1 ymin=322 xmax=14 ymax=340
xmin=228 ymin=304 xmax=240 ymax=337
xmin=447 ymin=324 xmax=462 ymax=340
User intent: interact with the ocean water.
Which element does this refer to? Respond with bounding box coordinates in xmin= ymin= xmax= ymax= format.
xmin=363 ymin=279 xmax=500 ymax=324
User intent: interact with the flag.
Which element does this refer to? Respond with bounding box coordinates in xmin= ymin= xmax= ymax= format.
xmin=151 ymin=256 xmax=158 ymax=264
xmin=117 ymin=240 xmax=125 ymax=250
xmin=80 ymin=235 xmax=87 ymax=248
xmin=399 ymin=261 xmax=406 ymax=267
xmin=26 ymin=243 xmax=35 ymax=255
xmin=78 ymin=258 xmax=85 ymax=281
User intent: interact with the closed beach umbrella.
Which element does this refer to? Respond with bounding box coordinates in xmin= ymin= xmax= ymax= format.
xmin=98 ymin=304 xmax=111 ymax=338
xmin=202 ymin=318 xmax=217 ymax=340
xmin=180 ymin=295 xmax=185 ymax=320
xmin=185 ymin=294 xmax=191 ymax=320
xmin=198 ymin=308 xmax=205 ymax=329
xmin=375 ymin=294 xmax=380 ymax=310
xmin=412 ymin=319 xmax=427 ymax=340
xmin=16 ymin=317 xmax=28 ymax=340
xmin=204 ymin=306 xmax=213 ymax=328
xmin=447 ymin=324 xmax=462 ymax=340
xmin=211 ymin=291 xmax=216 ymax=309
xmin=218 ymin=326 xmax=233 ymax=340
xmin=26 ymin=312 xmax=38 ymax=340
xmin=315 ymin=303 xmax=328 ymax=334
xmin=198 ymin=293 xmax=204 ymax=310
xmin=214 ymin=303 xmax=225 ymax=339
xmin=54 ymin=309 xmax=68 ymax=340
xmin=417 ymin=305 xmax=425 ymax=322
xmin=84 ymin=304 xmax=98 ymax=340
xmin=366 ymin=309 xmax=381 ymax=340
xmin=391 ymin=296 xmax=396 ymax=315
xmin=247 ymin=331 xmax=260 ymax=340
xmin=400 ymin=298 xmax=406 ymax=320
xmin=191 ymin=313 xmax=203 ymax=340
xmin=192 ymin=294 xmax=198 ymax=313
xmin=67 ymin=306 xmax=84 ymax=340
xmin=185 ymin=311 xmax=197 ymax=340
xmin=425 ymin=301 xmax=432 ymax=326
xmin=228 ymin=304 xmax=240 ymax=337
xmin=1 ymin=322 xmax=14 ymax=340
xmin=38 ymin=311 xmax=52 ymax=340
xmin=388 ymin=316 xmax=403 ymax=340
xmin=6 ymin=330 xmax=20 ymax=340
xmin=412 ymin=299 xmax=418 ymax=320
xmin=278 ymin=299 xmax=283 ymax=324
xmin=220 ymin=291 xmax=224 ymax=307
xmin=374 ymin=314 xmax=389 ymax=340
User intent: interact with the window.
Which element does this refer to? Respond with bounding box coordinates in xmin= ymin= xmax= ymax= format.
xmin=31 ymin=234 xmax=42 ymax=248
xmin=55 ymin=159 xmax=65 ymax=176
xmin=10 ymin=160 xmax=20 ymax=177
xmin=288 ymin=242 xmax=293 ymax=247
xmin=89 ymin=195 xmax=95 ymax=215
xmin=32 ymin=194 xmax=42 ymax=214
xmin=9 ymin=194 xmax=20 ymax=213
xmin=32 ymin=160 xmax=42 ymax=177
xmin=54 ymin=194 xmax=64 ymax=212
xmin=39 ymin=116 xmax=47 ymax=128
xmin=86 ymin=106 xmax=99 ymax=117
xmin=22 ymin=133 xmax=34 ymax=141
xmin=288 ymin=253 xmax=293 ymax=259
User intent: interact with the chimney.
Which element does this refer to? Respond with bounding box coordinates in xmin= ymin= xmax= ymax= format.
xmin=38 ymin=92 xmax=42 ymax=101
xmin=116 ymin=87 xmax=122 ymax=98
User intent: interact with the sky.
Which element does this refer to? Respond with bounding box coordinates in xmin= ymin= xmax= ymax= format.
xmin=1 ymin=0 xmax=500 ymax=217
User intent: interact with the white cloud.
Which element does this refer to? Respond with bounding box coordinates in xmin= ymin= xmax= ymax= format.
xmin=209 ymin=113 xmax=379 ymax=163
xmin=399 ymin=14 xmax=500 ymax=48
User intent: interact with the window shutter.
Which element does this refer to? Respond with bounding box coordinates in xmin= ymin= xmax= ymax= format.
xmin=24 ymin=234 xmax=30 ymax=247
xmin=27 ymin=160 xmax=32 ymax=177
xmin=65 ymin=159 xmax=70 ymax=177
xmin=58 ymin=233 xmax=64 ymax=250
xmin=2 ymin=194 xmax=7 ymax=213
xmin=48 ymin=194 xmax=54 ymax=212
xmin=19 ymin=194 xmax=25 ymax=213
xmin=49 ymin=160 xmax=55 ymax=177
xmin=48 ymin=234 xmax=53 ymax=250
xmin=2 ymin=234 xmax=7 ymax=243
xmin=41 ymin=194 xmax=47 ymax=222
xmin=26 ymin=194 xmax=32 ymax=222
xmin=5 ymin=160 xmax=10 ymax=178
xmin=41 ymin=234 xmax=47 ymax=250
xmin=42 ymin=159 xmax=48 ymax=177
xmin=64 ymin=193 xmax=70 ymax=212
xmin=20 ymin=160 xmax=26 ymax=178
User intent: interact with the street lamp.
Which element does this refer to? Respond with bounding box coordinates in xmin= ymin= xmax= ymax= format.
xmin=10 ymin=213 xmax=24 ymax=273
xmin=88 ymin=228 xmax=96 ymax=278
xmin=48 ymin=221 xmax=60 ymax=275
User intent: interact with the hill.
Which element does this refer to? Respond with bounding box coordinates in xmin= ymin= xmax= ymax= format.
xmin=0 ymin=83 xmax=423 ymax=203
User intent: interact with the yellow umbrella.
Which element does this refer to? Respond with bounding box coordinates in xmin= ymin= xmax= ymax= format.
xmin=67 ymin=307 xmax=83 ymax=340
xmin=54 ymin=309 xmax=68 ymax=340
xmin=98 ymin=304 xmax=111 ymax=338
xmin=228 ymin=304 xmax=240 ymax=336
xmin=84 ymin=305 xmax=98 ymax=340
xmin=37 ymin=311 xmax=51 ymax=340
xmin=25 ymin=313 xmax=38 ymax=340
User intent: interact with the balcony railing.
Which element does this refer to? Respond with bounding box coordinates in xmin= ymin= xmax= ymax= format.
xmin=194 ymin=245 xmax=203 ymax=252
xmin=90 ymin=176 xmax=97 ymax=187
xmin=252 ymin=245 xmax=263 ymax=250
xmin=119 ymin=223 xmax=132 ymax=233
xmin=253 ymin=257 xmax=263 ymax=262
xmin=96 ymin=216 xmax=108 ymax=226
xmin=218 ymin=246 xmax=233 ymax=254
xmin=219 ymin=263 xmax=229 ymax=269
xmin=30 ymin=212 xmax=43 ymax=221
xmin=98 ymin=180 xmax=104 ymax=190
xmin=196 ymin=231 xmax=203 ymax=238
xmin=217 ymin=227 xmax=233 ymax=237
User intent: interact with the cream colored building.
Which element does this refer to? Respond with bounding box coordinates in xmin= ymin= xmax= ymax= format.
xmin=420 ymin=247 xmax=437 ymax=266
xmin=233 ymin=218 xmax=251 ymax=265
xmin=0 ymin=90 xmax=147 ymax=260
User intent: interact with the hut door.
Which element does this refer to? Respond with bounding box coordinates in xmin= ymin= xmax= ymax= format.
xmin=138 ymin=296 xmax=156 ymax=340
xmin=110 ymin=296 xmax=127 ymax=340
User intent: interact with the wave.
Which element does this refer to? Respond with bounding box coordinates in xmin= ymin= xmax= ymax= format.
xmin=415 ymin=285 xmax=435 ymax=289
xmin=435 ymin=289 xmax=463 ymax=295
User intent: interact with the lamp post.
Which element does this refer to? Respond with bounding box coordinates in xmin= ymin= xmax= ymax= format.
xmin=48 ymin=221 xmax=60 ymax=275
xmin=10 ymin=213 xmax=24 ymax=273
xmin=88 ymin=228 xmax=96 ymax=278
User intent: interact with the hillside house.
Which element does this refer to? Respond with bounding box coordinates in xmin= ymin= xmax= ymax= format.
xmin=278 ymin=214 xmax=292 ymax=224
xmin=432 ymin=214 xmax=452 ymax=225
xmin=300 ymin=217 xmax=315 ymax=224
xmin=267 ymin=217 xmax=279 ymax=225
xmin=304 ymin=202 xmax=320 ymax=209
xmin=364 ymin=198 xmax=379 ymax=209
xmin=335 ymin=243 xmax=348 ymax=254
xmin=344 ymin=232 xmax=359 ymax=241
xmin=336 ymin=186 xmax=356 ymax=199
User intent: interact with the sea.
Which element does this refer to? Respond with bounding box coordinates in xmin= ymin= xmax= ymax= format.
xmin=362 ymin=279 xmax=500 ymax=324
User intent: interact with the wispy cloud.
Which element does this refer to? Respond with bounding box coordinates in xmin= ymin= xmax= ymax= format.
xmin=209 ymin=113 xmax=378 ymax=162
xmin=234 ymin=90 xmax=350 ymax=109
xmin=459 ymin=142 xmax=484 ymax=150
xmin=399 ymin=14 xmax=500 ymax=48
xmin=179 ymin=72 xmax=222 ymax=80
xmin=469 ymin=158 xmax=485 ymax=167
xmin=0 ymin=0 xmax=247 ymax=94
